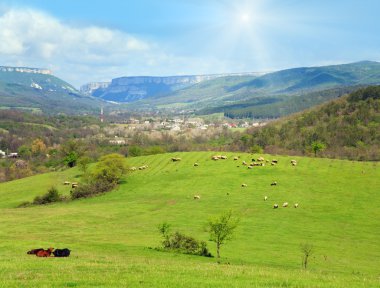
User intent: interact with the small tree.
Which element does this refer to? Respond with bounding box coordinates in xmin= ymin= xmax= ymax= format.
xmin=64 ymin=151 xmax=79 ymax=168
xmin=300 ymin=243 xmax=314 ymax=269
xmin=311 ymin=141 xmax=326 ymax=157
xmin=92 ymin=153 xmax=127 ymax=184
xmin=78 ymin=156 xmax=91 ymax=174
xmin=158 ymin=222 xmax=171 ymax=248
xmin=206 ymin=210 xmax=239 ymax=259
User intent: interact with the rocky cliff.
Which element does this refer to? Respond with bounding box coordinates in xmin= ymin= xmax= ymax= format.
xmin=83 ymin=73 xmax=264 ymax=102
xmin=0 ymin=66 xmax=52 ymax=75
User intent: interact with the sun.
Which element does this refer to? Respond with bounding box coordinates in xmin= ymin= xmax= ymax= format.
xmin=240 ymin=13 xmax=251 ymax=23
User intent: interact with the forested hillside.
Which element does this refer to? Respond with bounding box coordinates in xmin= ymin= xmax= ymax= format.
xmin=246 ymin=86 xmax=380 ymax=160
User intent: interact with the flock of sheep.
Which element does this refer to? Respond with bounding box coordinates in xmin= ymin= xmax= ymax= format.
xmin=196 ymin=155 xmax=299 ymax=209
xmin=130 ymin=154 xmax=300 ymax=210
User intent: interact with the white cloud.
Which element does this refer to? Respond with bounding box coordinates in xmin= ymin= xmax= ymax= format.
xmin=0 ymin=8 xmax=158 ymax=86
xmin=0 ymin=8 xmax=239 ymax=88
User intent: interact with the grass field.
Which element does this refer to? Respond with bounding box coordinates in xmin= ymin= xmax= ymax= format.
xmin=0 ymin=152 xmax=379 ymax=287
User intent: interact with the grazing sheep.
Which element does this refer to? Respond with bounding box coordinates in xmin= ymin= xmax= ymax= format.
xmin=271 ymin=162 xmax=276 ymax=166
xmin=194 ymin=163 xmax=199 ymax=166
xmin=292 ymin=162 xmax=297 ymax=166
xmin=234 ymin=156 xmax=239 ymax=160
xmin=63 ymin=181 xmax=70 ymax=185
xmin=221 ymin=155 xmax=228 ymax=159
xmin=241 ymin=184 xmax=247 ymax=187
xmin=193 ymin=195 xmax=200 ymax=200
xmin=129 ymin=167 xmax=137 ymax=171
xmin=242 ymin=161 xmax=247 ymax=166
xmin=264 ymin=196 xmax=268 ymax=201
xmin=294 ymin=203 xmax=299 ymax=208
xmin=291 ymin=159 xmax=297 ymax=166
xmin=273 ymin=204 xmax=279 ymax=209
xmin=212 ymin=155 xmax=220 ymax=160
xmin=138 ymin=165 xmax=148 ymax=170
xmin=272 ymin=159 xmax=278 ymax=164
xmin=248 ymin=166 xmax=253 ymax=169
xmin=257 ymin=157 xmax=265 ymax=162
xmin=171 ymin=157 xmax=181 ymax=162
xmin=251 ymin=158 xmax=256 ymax=162
xmin=282 ymin=202 xmax=288 ymax=207
xmin=271 ymin=181 xmax=277 ymax=186
xmin=71 ymin=183 xmax=78 ymax=189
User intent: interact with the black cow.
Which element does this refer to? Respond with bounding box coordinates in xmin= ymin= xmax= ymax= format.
xmin=27 ymin=248 xmax=44 ymax=255
xmin=53 ymin=248 xmax=71 ymax=257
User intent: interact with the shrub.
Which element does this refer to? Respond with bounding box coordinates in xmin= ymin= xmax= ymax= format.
xmin=71 ymin=179 xmax=116 ymax=199
xmin=92 ymin=153 xmax=126 ymax=184
xmin=33 ymin=186 xmax=61 ymax=205
xmin=157 ymin=225 xmax=212 ymax=257
xmin=17 ymin=201 xmax=32 ymax=208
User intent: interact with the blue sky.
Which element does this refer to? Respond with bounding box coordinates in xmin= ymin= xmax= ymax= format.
xmin=0 ymin=0 xmax=379 ymax=87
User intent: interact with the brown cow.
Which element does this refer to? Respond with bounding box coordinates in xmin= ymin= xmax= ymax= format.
xmin=36 ymin=247 xmax=54 ymax=257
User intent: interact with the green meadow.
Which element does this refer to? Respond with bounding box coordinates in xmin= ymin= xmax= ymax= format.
xmin=0 ymin=152 xmax=379 ymax=287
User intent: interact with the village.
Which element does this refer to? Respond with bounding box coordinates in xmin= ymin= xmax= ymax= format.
xmin=105 ymin=116 xmax=268 ymax=145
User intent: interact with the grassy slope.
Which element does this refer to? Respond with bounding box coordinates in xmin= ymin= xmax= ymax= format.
xmin=0 ymin=152 xmax=379 ymax=287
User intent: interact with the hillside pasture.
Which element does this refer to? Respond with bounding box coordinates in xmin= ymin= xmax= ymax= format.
xmin=0 ymin=152 xmax=379 ymax=287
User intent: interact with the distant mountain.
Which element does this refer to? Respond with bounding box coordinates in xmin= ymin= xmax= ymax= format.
xmin=247 ymin=85 xmax=380 ymax=160
xmin=81 ymin=72 xmax=265 ymax=103
xmin=0 ymin=66 xmax=104 ymax=114
xmin=132 ymin=61 xmax=380 ymax=118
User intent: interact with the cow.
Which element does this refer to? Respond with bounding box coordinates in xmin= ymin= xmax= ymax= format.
xmin=36 ymin=247 xmax=54 ymax=257
xmin=53 ymin=248 xmax=71 ymax=257
xmin=27 ymin=248 xmax=44 ymax=255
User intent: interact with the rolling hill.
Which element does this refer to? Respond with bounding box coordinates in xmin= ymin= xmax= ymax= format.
xmin=0 ymin=152 xmax=379 ymax=287
xmin=0 ymin=66 xmax=105 ymax=114
xmin=126 ymin=61 xmax=380 ymax=118
xmin=246 ymin=86 xmax=380 ymax=160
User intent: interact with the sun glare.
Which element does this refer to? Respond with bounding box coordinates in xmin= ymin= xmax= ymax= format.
xmin=240 ymin=13 xmax=251 ymax=23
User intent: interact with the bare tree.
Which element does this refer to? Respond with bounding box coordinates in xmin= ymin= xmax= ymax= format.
xmin=300 ymin=243 xmax=314 ymax=269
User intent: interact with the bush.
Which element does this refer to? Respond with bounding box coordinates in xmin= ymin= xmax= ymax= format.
xmin=33 ymin=186 xmax=62 ymax=205
xmin=17 ymin=201 xmax=32 ymax=208
xmin=158 ymin=225 xmax=212 ymax=257
xmin=128 ymin=146 xmax=143 ymax=157
xmin=71 ymin=179 xmax=116 ymax=199
xmin=92 ymin=153 xmax=126 ymax=184
xmin=250 ymin=144 xmax=263 ymax=154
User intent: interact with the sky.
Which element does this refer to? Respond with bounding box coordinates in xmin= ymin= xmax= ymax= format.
xmin=0 ymin=0 xmax=379 ymax=87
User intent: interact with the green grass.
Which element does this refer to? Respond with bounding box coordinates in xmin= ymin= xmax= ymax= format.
xmin=0 ymin=152 xmax=379 ymax=287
